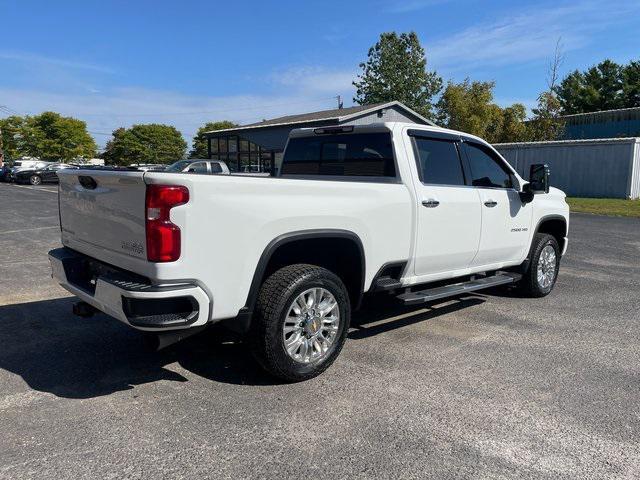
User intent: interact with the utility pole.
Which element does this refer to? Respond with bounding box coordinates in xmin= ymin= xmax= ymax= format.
xmin=0 ymin=121 xmax=4 ymax=167
xmin=336 ymin=95 xmax=343 ymax=109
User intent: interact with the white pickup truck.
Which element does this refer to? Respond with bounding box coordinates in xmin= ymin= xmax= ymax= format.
xmin=49 ymin=122 xmax=569 ymax=381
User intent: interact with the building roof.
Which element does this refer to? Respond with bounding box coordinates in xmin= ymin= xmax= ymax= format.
xmin=240 ymin=102 xmax=388 ymax=127
xmin=204 ymin=100 xmax=435 ymax=134
xmin=561 ymin=106 xmax=640 ymax=121
xmin=495 ymin=136 xmax=640 ymax=148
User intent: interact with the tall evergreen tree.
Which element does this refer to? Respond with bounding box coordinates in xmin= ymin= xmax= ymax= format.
xmin=554 ymin=59 xmax=639 ymax=113
xmin=622 ymin=60 xmax=640 ymax=108
xmin=353 ymin=32 xmax=442 ymax=118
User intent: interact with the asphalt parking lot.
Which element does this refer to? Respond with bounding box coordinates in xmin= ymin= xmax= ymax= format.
xmin=1 ymin=182 xmax=639 ymax=479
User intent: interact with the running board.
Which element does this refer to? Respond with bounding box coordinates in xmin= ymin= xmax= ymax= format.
xmin=396 ymin=273 xmax=521 ymax=306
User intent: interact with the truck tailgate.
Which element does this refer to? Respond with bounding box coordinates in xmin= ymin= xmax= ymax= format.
xmin=58 ymin=169 xmax=148 ymax=260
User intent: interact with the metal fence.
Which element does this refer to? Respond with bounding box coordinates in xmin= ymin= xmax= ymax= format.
xmin=495 ymin=137 xmax=640 ymax=199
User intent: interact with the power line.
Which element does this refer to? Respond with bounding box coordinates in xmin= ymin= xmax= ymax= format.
xmin=0 ymin=105 xmax=20 ymax=116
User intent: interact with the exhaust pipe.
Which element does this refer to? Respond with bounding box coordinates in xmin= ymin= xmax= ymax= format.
xmin=143 ymin=325 xmax=207 ymax=351
xmin=72 ymin=301 xmax=98 ymax=318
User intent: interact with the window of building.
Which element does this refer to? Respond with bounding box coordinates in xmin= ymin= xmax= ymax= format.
xmin=227 ymin=153 xmax=239 ymax=172
xmin=463 ymin=143 xmax=513 ymax=188
xmin=413 ymin=138 xmax=465 ymax=186
xmin=280 ymin=132 xmax=396 ymax=178
xmin=228 ymin=136 xmax=238 ymax=153
xmin=208 ymin=135 xmax=277 ymax=174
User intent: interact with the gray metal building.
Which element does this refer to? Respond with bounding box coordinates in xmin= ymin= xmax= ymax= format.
xmin=205 ymin=101 xmax=434 ymax=173
xmin=496 ymin=137 xmax=640 ymax=199
xmin=562 ymin=107 xmax=640 ymax=140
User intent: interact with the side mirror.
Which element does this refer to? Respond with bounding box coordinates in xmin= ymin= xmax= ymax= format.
xmin=529 ymin=163 xmax=550 ymax=194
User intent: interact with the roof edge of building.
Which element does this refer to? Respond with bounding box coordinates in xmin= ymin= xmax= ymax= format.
xmin=495 ymin=136 xmax=640 ymax=147
xmin=203 ymin=100 xmax=435 ymax=135
xmin=560 ymin=106 xmax=640 ymax=119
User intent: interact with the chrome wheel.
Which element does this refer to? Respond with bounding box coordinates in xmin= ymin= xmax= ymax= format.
xmin=30 ymin=175 xmax=42 ymax=185
xmin=537 ymin=244 xmax=557 ymax=289
xmin=283 ymin=287 xmax=340 ymax=364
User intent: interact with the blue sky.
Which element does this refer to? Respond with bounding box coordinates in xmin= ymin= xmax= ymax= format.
xmin=2 ymin=0 xmax=639 ymax=149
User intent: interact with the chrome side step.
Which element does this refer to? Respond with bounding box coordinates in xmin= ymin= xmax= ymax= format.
xmin=396 ymin=273 xmax=521 ymax=306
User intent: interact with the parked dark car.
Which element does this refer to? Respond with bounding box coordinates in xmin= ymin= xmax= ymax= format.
xmin=14 ymin=164 xmax=77 ymax=185
xmin=0 ymin=165 xmax=10 ymax=182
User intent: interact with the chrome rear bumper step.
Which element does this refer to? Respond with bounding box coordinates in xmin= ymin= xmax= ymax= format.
xmin=397 ymin=273 xmax=521 ymax=306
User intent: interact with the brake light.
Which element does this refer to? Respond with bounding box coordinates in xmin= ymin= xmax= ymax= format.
xmin=145 ymin=185 xmax=189 ymax=262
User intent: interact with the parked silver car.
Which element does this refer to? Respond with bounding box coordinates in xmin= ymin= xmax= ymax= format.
xmin=165 ymin=159 xmax=230 ymax=175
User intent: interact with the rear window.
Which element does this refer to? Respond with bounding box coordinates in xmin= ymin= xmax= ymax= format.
xmin=281 ymin=132 xmax=396 ymax=178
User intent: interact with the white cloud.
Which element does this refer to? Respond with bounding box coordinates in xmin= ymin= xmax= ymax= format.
xmin=269 ymin=66 xmax=356 ymax=96
xmin=386 ymin=0 xmax=448 ymax=13
xmin=0 ymin=51 xmax=114 ymax=74
xmin=426 ymin=1 xmax=639 ymax=72
xmin=0 ymin=45 xmax=357 ymax=150
xmin=0 ymin=86 xmax=346 ymax=149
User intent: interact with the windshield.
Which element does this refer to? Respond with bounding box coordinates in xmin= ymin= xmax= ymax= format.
xmin=165 ymin=160 xmax=191 ymax=172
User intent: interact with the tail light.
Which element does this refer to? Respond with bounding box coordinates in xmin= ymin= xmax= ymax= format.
xmin=145 ymin=185 xmax=189 ymax=262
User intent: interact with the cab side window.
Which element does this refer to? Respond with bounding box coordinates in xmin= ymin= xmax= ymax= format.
xmin=413 ymin=138 xmax=465 ymax=186
xmin=463 ymin=143 xmax=513 ymax=189
xmin=187 ymin=162 xmax=208 ymax=174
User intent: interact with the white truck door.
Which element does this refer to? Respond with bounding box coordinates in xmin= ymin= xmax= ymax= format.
xmin=410 ymin=133 xmax=482 ymax=276
xmin=461 ymin=141 xmax=533 ymax=267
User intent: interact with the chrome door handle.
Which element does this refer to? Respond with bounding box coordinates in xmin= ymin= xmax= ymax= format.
xmin=484 ymin=200 xmax=497 ymax=207
xmin=422 ymin=199 xmax=440 ymax=208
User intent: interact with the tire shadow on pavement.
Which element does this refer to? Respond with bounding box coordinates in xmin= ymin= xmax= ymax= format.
xmin=1 ymin=294 xmax=489 ymax=397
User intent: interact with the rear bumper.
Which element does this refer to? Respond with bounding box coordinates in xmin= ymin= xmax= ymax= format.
xmin=48 ymin=247 xmax=211 ymax=331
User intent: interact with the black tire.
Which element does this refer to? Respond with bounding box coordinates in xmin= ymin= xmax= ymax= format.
xmin=518 ymin=233 xmax=560 ymax=297
xmin=250 ymin=264 xmax=351 ymax=382
xmin=29 ymin=175 xmax=42 ymax=186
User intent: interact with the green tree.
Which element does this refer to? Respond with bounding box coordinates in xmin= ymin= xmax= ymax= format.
xmin=0 ymin=115 xmax=27 ymax=160
xmin=353 ymin=31 xmax=442 ymax=118
xmin=622 ymin=60 xmax=640 ymax=107
xmin=17 ymin=112 xmax=97 ymax=161
xmin=189 ymin=120 xmax=236 ymax=158
xmin=103 ymin=124 xmax=187 ymax=166
xmin=436 ymin=80 xmax=492 ymax=140
xmin=496 ymin=103 xmax=530 ymax=143
xmin=554 ymin=70 xmax=586 ymax=114
xmin=555 ymin=59 xmax=629 ymax=113
xmin=528 ymin=92 xmax=565 ymax=141
xmin=435 ymin=79 xmax=529 ymax=143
